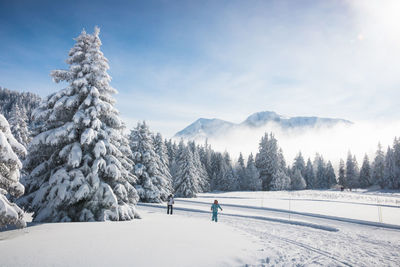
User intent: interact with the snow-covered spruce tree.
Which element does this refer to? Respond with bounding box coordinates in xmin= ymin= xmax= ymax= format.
xmin=173 ymin=146 xmax=200 ymax=197
xmin=255 ymin=133 xmax=279 ymax=190
xmin=382 ymin=146 xmax=395 ymax=189
xmin=293 ymin=152 xmax=306 ymax=177
xmin=211 ymin=151 xmax=235 ymax=191
xmin=153 ymin=133 xmax=176 ymax=191
xmin=165 ymin=139 xmax=175 ymax=165
xmin=338 ymin=159 xmax=346 ymax=188
xmin=287 ymin=166 xmax=293 ymax=182
xmin=353 ymin=155 xmax=360 ymax=180
xmin=210 ymin=151 xmax=223 ymax=191
xmin=278 ymin=148 xmax=286 ymax=170
xmin=391 ymin=138 xmax=400 ymax=189
xmin=346 ymin=152 xmax=359 ymax=189
xmin=188 ymin=141 xmax=209 ymax=192
xmin=359 ymin=154 xmax=372 ymax=188
xmin=245 ymin=153 xmax=261 ymax=191
xmin=270 ymin=169 xmax=291 ymax=191
xmin=21 ymin=28 xmax=139 ymax=222
xmin=304 ymin=158 xmax=315 ymax=189
xmin=165 ymin=139 xmax=178 ymax=178
xmin=314 ymin=154 xmax=326 ymax=189
xmin=8 ymin=105 xmax=30 ymax=148
xmin=129 ymin=122 xmax=172 ymax=202
xmin=236 ymin=152 xmax=246 ymax=190
xmin=372 ymin=143 xmax=385 ymax=187
xmin=290 ymin=169 xmax=306 ymax=190
xmin=154 ymin=133 xmax=169 ymax=168
xmin=222 ymin=152 xmax=239 ymax=191
xmin=325 ymin=161 xmax=337 ymax=188
xmin=0 ymin=114 xmax=27 ymax=228
xmin=198 ymin=140 xmax=213 ymax=181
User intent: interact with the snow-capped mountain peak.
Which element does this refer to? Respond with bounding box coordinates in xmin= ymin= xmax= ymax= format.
xmin=174 ymin=111 xmax=352 ymax=140
xmin=242 ymin=111 xmax=282 ymax=127
xmin=175 ymin=118 xmax=235 ymax=139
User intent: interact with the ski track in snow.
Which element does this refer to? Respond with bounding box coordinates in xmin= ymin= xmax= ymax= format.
xmin=176 ymin=199 xmax=400 ymax=230
xmin=138 ymin=203 xmax=340 ymax=232
xmin=139 ymin=196 xmax=400 ymax=267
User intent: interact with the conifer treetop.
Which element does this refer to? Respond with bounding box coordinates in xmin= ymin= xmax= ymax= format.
xmin=22 ymin=28 xmax=138 ymax=222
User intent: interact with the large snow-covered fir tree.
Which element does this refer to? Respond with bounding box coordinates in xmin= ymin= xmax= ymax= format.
xmin=0 ymin=114 xmax=26 ymax=228
xmin=21 ymin=28 xmax=139 ymax=222
xmin=129 ymin=122 xmax=172 ymax=202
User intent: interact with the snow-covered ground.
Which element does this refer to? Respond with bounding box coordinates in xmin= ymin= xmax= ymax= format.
xmin=0 ymin=211 xmax=260 ymax=267
xmin=139 ymin=190 xmax=400 ymax=266
xmin=192 ymin=190 xmax=400 ymax=226
xmin=1 ymin=190 xmax=400 ymax=266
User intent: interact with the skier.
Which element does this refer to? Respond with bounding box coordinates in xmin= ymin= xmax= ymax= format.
xmin=167 ymin=194 xmax=174 ymax=215
xmin=211 ymin=200 xmax=223 ymax=222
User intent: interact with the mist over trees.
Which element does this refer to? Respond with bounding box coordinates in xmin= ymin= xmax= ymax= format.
xmin=157 ymin=131 xmax=400 ymax=194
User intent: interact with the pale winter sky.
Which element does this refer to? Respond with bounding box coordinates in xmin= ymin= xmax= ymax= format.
xmin=1 ymin=0 xmax=399 ymax=139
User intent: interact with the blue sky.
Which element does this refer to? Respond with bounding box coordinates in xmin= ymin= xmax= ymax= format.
xmin=1 ymin=0 xmax=400 ymax=137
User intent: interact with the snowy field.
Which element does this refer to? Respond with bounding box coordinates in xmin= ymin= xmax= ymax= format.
xmin=0 ymin=211 xmax=260 ymax=267
xmin=192 ymin=190 xmax=400 ymax=226
xmin=1 ymin=190 xmax=400 ymax=266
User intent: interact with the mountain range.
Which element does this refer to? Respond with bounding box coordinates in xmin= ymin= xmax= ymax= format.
xmin=174 ymin=111 xmax=352 ymax=140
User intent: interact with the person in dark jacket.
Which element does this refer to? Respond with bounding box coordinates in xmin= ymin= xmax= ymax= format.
xmin=167 ymin=194 xmax=174 ymax=215
xmin=211 ymin=200 xmax=223 ymax=222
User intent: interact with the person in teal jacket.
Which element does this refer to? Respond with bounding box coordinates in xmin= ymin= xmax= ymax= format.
xmin=211 ymin=199 xmax=223 ymax=222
